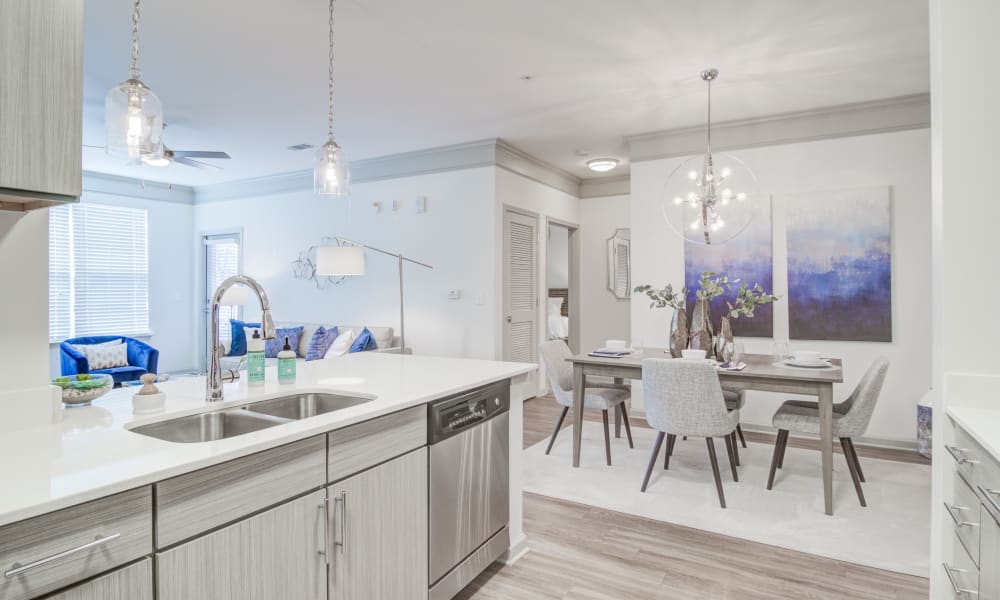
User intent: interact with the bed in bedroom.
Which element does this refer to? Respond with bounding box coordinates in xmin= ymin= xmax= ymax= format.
xmin=547 ymin=288 xmax=569 ymax=340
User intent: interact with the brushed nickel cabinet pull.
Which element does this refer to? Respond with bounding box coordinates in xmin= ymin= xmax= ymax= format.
xmin=946 ymin=445 xmax=979 ymax=465
xmin=334 ymin=490 xmax=347 ymax=551
xmin=944 ymin=502 xmax=977 ymax=528
xmin=317 ymin=500 xmax=330 ymax=562
xmin=942 ymin=562 xmax=978 ymax=597
xmin=4 ymin=533 xmax=121 ymax=578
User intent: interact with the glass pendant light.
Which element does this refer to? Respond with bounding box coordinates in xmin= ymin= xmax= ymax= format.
xmin=104 ymin=0 xmax=163 ymax=161
xmin=661 ymin=69 xmax=759 ymax=245
xmin=314 ymin=0 xmax=350 ymax=196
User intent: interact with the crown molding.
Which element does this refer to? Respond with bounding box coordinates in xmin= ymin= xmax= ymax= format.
xmin=628 ymin=93 xmax=931 ymax=163
xmin=494 ymin=139 xmax=582 ymax=197
xmin=82 ymin=171 xmax=196 ymax=204
xmin=580 ymin=174 xmax=630 ymax=198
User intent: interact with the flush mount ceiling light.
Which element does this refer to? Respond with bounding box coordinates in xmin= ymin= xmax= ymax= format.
xmin=586 ymin=158 xmax=618 ymax=173
xmin=661 ymin=69 xmax=759 ymax=245
xmin=104 ymin=0 xmax=163 ymax=162
xmin=314 ymin=0 xmax=349 ymax=197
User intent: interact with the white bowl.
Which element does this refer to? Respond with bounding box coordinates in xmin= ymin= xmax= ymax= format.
xmin=605 ymin=339 xmax=627 ymax=350
xmin=794 ymin=350 xmax=821 ymax=363
xmin=681 ymin=349 xmax=707 ymax=360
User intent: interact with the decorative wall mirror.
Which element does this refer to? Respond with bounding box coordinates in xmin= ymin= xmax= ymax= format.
xmin=606 ymin=228 xmax=631 ymax=299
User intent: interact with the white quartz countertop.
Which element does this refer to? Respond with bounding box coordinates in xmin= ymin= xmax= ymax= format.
xmin=0 ymin=353 xmax=535 ymax=527
xmin=948 ymin=406 xmax=1000 ymax=462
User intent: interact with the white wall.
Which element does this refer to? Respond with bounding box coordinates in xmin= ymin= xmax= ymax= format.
xmin=195 ymin=166 xmax=498 ymax=360
xmin=631 ymin=129 xmax=932 ymax=445
xmin=579 ymin=194 xmax=631 ymax=352
xmin=546 ymin=224 xmax=569 ymax=288
xmin=47 ymin=193 xmax=197 ymax=376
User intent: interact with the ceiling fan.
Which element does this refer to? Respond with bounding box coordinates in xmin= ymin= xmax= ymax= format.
xmin=83 ymin=124 xmax=231 ymax=170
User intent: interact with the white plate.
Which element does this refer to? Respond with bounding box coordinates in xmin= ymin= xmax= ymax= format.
xmin=782 ymin=358 xmax=833 ymax=369
xmin=596 ymin=347 xmax=633 ymax=355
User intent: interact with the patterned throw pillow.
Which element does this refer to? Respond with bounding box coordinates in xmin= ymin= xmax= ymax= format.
xmin=305 ymin=326 xmax=339 ymax=361
xmin=265 ymin=326 xmax=305 ymax=359
xmin=78 ymin=342 xmax=129 ymax=370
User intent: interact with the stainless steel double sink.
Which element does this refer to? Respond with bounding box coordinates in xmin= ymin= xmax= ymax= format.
xmin=131 ymin=393 xmax=372 ymax=443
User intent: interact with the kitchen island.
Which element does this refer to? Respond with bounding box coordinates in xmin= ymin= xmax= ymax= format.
xmin=0 ymin=352 xmax=535 ymax=600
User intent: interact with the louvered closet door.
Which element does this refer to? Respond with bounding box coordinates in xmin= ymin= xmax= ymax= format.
xmin=503 ymin=210 xmax=537 ymax=364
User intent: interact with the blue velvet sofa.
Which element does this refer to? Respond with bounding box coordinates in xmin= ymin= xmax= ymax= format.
xmin=60 ymin=336 xmax=159 ymax=385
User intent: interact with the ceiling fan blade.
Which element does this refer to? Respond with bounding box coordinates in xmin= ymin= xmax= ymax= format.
xmin=173 ymin=156 xmax=222 ymax=171
xmin=170 ymin=150 xmax=230 ymax=159
xmin=82 ymin=144 xmax=105 ymax=149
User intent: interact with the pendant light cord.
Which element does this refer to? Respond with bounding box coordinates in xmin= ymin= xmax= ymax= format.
xmin=327 ymin=0 xmax=336 ymax=142
xmin=129 ymin=0 xmax=141 ymax=79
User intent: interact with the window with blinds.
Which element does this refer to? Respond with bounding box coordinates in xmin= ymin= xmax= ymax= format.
xmin=205 ymin=234 xmax=241 ymax=342
xmin=49 ymin=203 xmax=150 ymax=342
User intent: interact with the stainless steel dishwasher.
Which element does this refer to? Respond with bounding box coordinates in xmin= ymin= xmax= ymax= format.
xmin=428 ymin=380 xmax=510 ymax=600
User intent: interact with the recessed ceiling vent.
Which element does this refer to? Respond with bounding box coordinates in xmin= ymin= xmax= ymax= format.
xmin=287 ymin=143 xmax=314 ymax=151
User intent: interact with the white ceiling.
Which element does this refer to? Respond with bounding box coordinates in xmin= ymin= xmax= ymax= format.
xmin=81 ymin=0 xmax=930 ymax=188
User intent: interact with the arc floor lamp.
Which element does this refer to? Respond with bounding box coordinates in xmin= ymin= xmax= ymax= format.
xmin=316 ymin=238 xmax=432 ymax=352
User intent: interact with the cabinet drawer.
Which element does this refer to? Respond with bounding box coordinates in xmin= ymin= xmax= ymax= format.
xmin=944 ymin=531 xmax=980 ymax=599
xmin=947 ymin=477 xmax=982 ymax=566
xmin=328 ymin=406 xmax=426 ymax=483
xmin=48 ymin=558 xmax=152 ymax=600
xmin=0 ymin=487 xmax=152 ymax=600
xmin=156 ymin=436 xmax=326 ymax=548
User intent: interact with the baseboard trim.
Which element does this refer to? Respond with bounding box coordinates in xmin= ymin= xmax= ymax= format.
xmin=499 ymin=532 xmax=530 ymax=566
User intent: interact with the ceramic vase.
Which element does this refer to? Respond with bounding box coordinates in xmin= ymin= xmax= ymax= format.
xmin=688 ymin=299 xmax=714 ymax=355
xmin=668 ymin=307 xmax=689 ymax=358
xmin=715 ymin=316 xmax=734 ymax=362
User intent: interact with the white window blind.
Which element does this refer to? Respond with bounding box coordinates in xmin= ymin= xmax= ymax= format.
xmin=49 ymin=203 xmax=150 ymax=342
xmin=205 ymin=234 xmax=241 ymax=342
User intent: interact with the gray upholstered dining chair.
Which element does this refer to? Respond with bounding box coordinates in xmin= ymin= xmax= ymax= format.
xmin=538 ymin=340 xmax=633 ymax=465
xmin=766 ymin=357 xmax=889 ymax=507
xmin=640 ymin=358 xmax=740 ymax=508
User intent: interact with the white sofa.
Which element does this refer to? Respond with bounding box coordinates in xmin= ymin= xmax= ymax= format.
xmin=220 ymin=323 xmax=401 ymax=370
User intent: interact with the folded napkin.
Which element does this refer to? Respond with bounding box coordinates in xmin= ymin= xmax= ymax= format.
xmin=717 ymin=361 xmax=747 ymax=371
xmin=589 ymin=350 xmax=631 ymax=358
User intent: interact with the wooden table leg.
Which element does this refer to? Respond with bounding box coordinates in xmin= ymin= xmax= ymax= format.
xmin=613 ymin=377 xmax=624 ymax=438
xmin=572 ymin=364 xmax=586 ymax=468
xmin=819 ymin=383 xmax=834 ymax=515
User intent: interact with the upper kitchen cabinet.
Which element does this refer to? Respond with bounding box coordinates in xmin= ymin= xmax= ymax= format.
xmin=0 ymin=0 xmax=83 ymax=211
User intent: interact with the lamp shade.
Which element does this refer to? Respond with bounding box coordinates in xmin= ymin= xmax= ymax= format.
xmin=317 ymin=246 xmax=366 ymax=276
xmin=220 ymin=285 xmax=249 ymax=306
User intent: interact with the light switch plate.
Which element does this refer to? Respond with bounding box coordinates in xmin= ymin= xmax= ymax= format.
xmin=447 ymin=289 xmax=461 ymax=300
xmin=415 ymin=196 xmax=427 ymax=213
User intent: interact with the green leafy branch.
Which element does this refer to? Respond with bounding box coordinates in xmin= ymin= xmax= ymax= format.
xmin=633 ymin=283 xmax=687 ymax=310
xmin=726 ymin=282 xmax=779 ymax=319
xmin=696 ymin=271 xmax=733 ymax=301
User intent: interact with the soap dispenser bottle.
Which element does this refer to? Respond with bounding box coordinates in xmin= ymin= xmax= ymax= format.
xmin=247 ymin=329 xmax=265 ymax=387
xmin=277 ymin=336 xmax=297 ymax=384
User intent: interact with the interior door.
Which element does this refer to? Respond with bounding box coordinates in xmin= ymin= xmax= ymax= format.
xmin=503 ymin=210 xmax=537 ymax=364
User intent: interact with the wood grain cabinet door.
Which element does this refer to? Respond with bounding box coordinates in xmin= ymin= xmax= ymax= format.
xmin=329 ymin=448 xmax=428 ymax=600
xmin=156 ymin=490 xmax=327 ymax=600
xmin=47 ymin=559 xmax=152 ymax=600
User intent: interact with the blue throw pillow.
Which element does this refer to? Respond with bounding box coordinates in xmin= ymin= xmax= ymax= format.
xmin=305 ymin=326 xmax=339 ymax=361
xmin=265 ymin=326 xmax=305 ymax=359
xmin=229 ymin=319 xmax=261 ymax=356
xmin=348 ymin=327 xmax=378 ymax=353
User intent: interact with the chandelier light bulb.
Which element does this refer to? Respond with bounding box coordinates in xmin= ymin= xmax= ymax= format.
xmin=673 ymin=196 xmax=683 ymax=205
xmin=736 ymin=192 xmax=747 ymax=201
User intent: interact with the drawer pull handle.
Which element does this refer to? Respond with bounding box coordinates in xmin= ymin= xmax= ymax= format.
xmin=4 ymin=533 xmax=121 ymax=578
xmin=944 ymin=502 xmax=977 ymax=528
xmin=946 ymin=445 xmax=979 ymax=465
xmin=978 ymin=485 xmax=1000 ymax=514
xmin=943 ymin=563 xmax=978 ymax=598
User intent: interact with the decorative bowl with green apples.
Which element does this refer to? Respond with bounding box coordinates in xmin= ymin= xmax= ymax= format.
xmin=52 ymin=373 xmax=114 ymax=407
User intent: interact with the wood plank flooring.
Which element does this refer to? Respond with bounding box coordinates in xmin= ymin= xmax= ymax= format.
xmin=456 ymin=396 xmax=929 ymax=600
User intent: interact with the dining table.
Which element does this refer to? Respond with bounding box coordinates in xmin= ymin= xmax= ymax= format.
xmin=566 ymin=349 xmax=845 ymax=515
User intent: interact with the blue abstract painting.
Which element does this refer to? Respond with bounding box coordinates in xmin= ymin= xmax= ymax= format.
xmin=684 ymin=198 xmax=773 ymax=337
xmin=786 ymin=187 xmax=892 ymax=342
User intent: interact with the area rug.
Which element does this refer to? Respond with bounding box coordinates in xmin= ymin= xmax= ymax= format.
xmin=522 ymin=421 xmax=930 ymax=577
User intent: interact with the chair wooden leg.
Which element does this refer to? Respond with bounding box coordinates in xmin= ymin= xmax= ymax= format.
xmin=736 ymin=424 xmax=747 ymax=448
xmin=641 ymin=432 xmax=665 ymax=492
xmin=777 ymin=429 xmax=789 ymax=469
xmin=846 ymin=438 xmax=865 ymax=482
xmin=545 ymin=406 xmax=569 ymax=455
xmin=602 ymin=410 xmax=612 ymax=466
xmin=767 ymin=430 xmax=788 ymax=490
xmin=841 ymin=438 xmax=867 ymax=507
xmin=706 ymin=437 xmax=726 ymax=508
xmin=723 ymin=434 xmax=739 ymax=482
xmin=614 ymin=405 xmax=622 ymax=439
xmin=620 ymin=405 xmax=634 ymax=449
xmin=730 ymin=431 xmax=740 ymax=466
xmin=664 ymin=434 xmax=676 ymax=470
